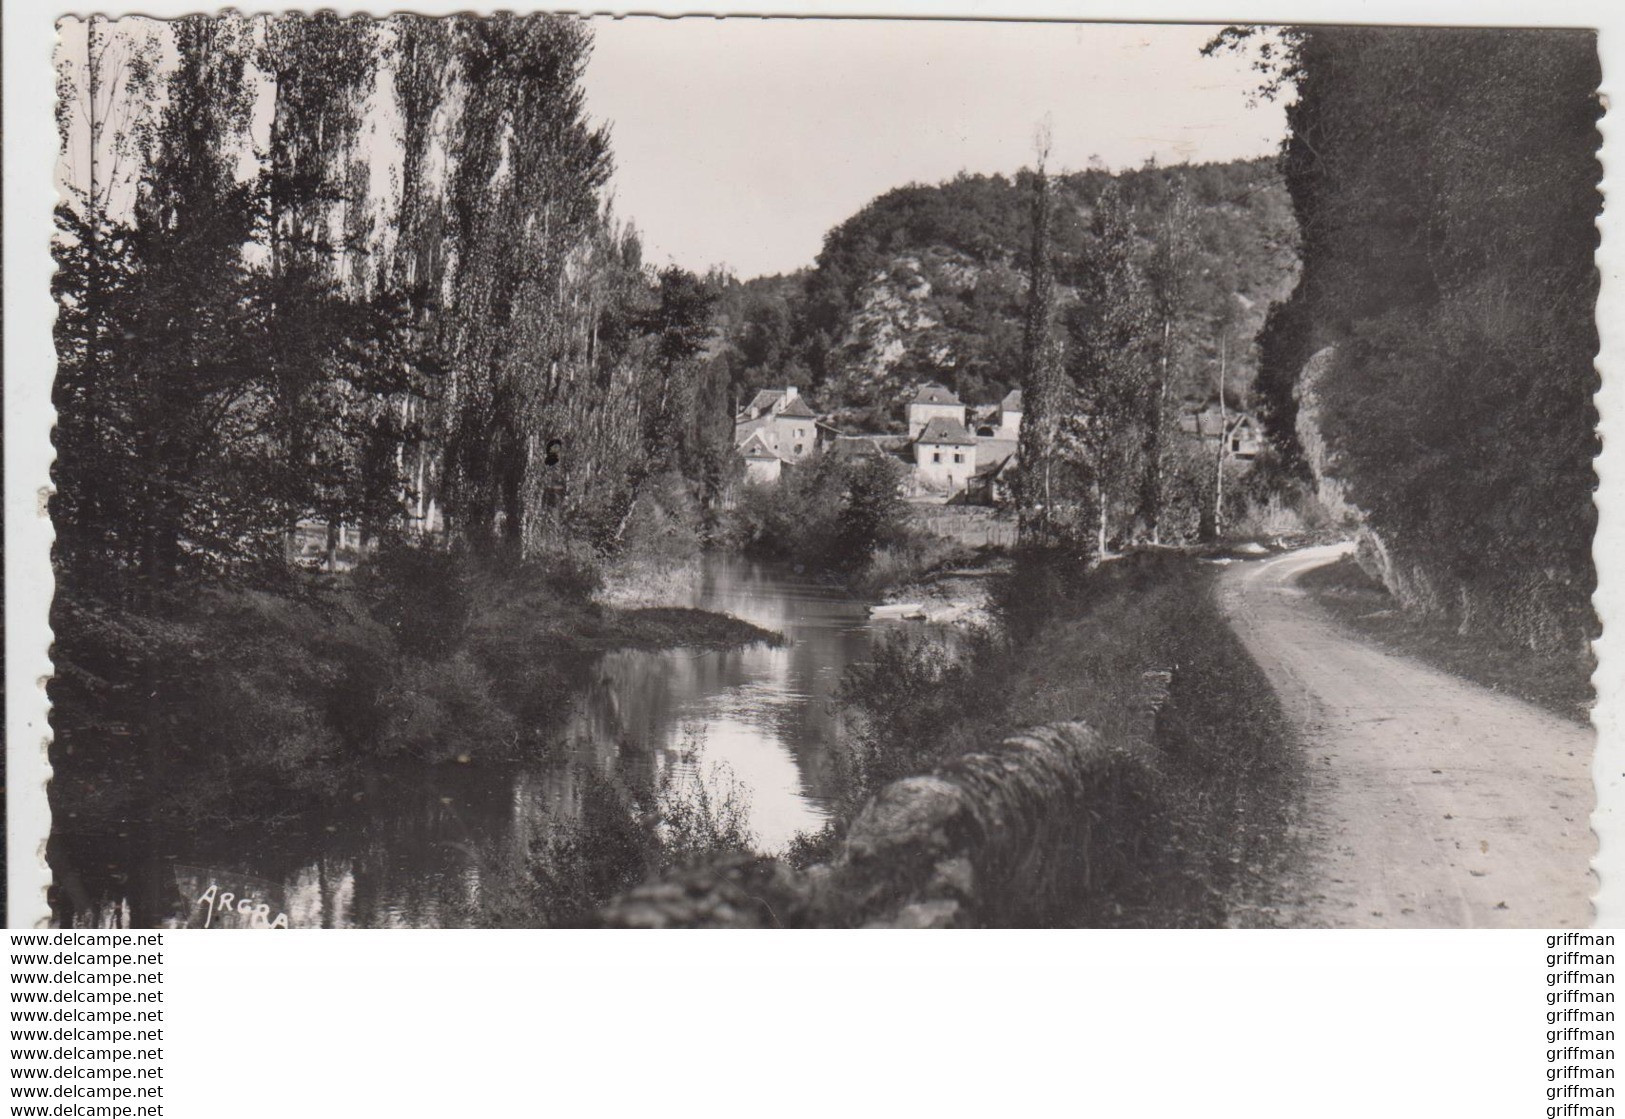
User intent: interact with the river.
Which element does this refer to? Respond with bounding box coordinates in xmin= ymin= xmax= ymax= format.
xmin=55 ymin=557 xmax=879 ymax=928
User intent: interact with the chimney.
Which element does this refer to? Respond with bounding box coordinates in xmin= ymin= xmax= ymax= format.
xmin=784 ymin=386 xmax=798 ymax=401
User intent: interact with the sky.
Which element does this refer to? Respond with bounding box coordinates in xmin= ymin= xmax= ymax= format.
xmin=582 ymin=18 xmax=1288 ymax=279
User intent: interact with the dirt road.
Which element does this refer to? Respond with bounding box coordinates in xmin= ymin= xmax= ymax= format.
xmin=1219 ymin=544 xmax=1595 ymax=928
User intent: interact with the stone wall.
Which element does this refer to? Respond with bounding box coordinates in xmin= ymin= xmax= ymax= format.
xmin=598 ymin=721 xmax=1163 ymax=929
xmin=905 ymin=506 xmax=1018 ymax=549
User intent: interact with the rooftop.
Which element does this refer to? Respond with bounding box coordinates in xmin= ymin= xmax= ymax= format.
xmin=910 ymin=382 xmax=963 ymax=407
xmin=738 ymin=430 xmax=785 ymax=461
xmin=742 ymin=388 xmax=784 ymax=416
xmin=777 ymin=396 xmax=816 ymax=418
xmin=915 ymin=416 xmax=977 ymax=446
xmin=1001 ymin=389 xmax=1023 ymax=411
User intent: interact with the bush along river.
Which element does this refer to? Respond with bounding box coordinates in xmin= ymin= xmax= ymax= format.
xmin=52 ymin=557 xmax=905 ymax=928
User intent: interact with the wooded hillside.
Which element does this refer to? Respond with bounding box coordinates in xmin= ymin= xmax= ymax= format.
xmin=710 ymin=158 xmax=1298 ymax=433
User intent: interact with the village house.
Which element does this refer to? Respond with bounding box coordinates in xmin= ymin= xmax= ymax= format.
xmin=970 ymin=389 xmax=1024 ymax=441
xmin=732 ymin=386 xmax=830 ymax=475
xmin=914 ymin=414 xmax=978 ymax=492
xmin=738 ymin=429 xmax=789 ymax=484
xmin=735 ymin=386 xmax=815 ymax=459
xmin=735 ymin=381 xmax=1023 ymax=504
xmin=907 ymin=382 xmax=970 ymax=438
xmin=1177 ymin=399 xmax=1264 ymax=460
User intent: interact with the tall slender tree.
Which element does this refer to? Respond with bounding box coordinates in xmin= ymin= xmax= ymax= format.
xmin=1016 ymin=124 xmax=1061 ymax=545
xmin=432 ymin=14 xmax=613 ymax=550
xmin=1063 ymin=180 xmax=1156 ymax=556
xmin=1140 ymin=179 xmax=1197 ymax=543
xmin=257 ymin=14 xmax=381 ymax=561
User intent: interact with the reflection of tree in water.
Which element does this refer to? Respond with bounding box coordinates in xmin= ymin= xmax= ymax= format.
xmin=58 ymin=560 xmax=876 ymax=927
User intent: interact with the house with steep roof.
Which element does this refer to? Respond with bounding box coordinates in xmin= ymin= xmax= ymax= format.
xmin=1177 ymin=400 xmax=1264 ymax=460
xmin=907 ymin=383 xmax=968 ymax=439
xmin=913 ymin=415 xmax=978 ymax=493
xmin=734 ymin=385 xmax=823 ymax=465
xmin=737 ymin=429 xmax=789 ymax=484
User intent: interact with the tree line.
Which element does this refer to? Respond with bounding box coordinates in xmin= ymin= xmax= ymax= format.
xmin=1210 ymin=26 xmax=1601 ymax=652
xmin=53 ymin=13 xmax=730 ymax=609
xmin=1015 ymin=151 xmax=1281 ymax=552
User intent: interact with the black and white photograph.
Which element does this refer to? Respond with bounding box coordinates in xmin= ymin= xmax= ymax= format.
xmin=40 ymin=13 xmax=1601 ymax=929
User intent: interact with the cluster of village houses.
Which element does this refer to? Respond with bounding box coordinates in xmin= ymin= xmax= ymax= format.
xmin=292 ymin=380 xmax=1264 ymax=568
xmin=734 ymin=382 xmax=1263 ymax=505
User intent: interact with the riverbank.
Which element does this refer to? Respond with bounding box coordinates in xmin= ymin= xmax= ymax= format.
xmin=714 ymin=550 xmax=1306 ymax=927
xmin=866 ymin=554 xmax=1007 ymax=628
xmin=48 ymin=544 xmax=780 ymax=878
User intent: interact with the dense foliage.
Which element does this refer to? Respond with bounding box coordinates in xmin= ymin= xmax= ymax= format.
xmin=711 ymin=158 xmax=1296 ymax=429
xmin=1213 ymin=27 xmax=1601 ymax=650
xmin=53 ymin=13 xmax=731 ymax=600
xmin=48 ymin=15 xmax=744 ymax=920
xmin=722 ymin=454 xmax=909 ymax=573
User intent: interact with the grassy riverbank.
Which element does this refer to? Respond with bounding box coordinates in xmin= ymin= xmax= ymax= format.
xmin=1298 ymin=555 xmax=1593 ymax=723
xmin=791 ymin=550 xmax=1304 ymax=926
xmin=48 ymin=542 xmax=779 ymax=840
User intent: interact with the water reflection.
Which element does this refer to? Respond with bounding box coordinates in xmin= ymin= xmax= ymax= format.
xmin=60 ymin=557 xmax=875 ymax=928
xmin=563 ymin=559 xmax=871 ymax=848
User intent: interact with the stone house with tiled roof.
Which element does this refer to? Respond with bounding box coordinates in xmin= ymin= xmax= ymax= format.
xmin=733 ymin=385 xmax=823 ymax=465
xmin=907 ymin=382 xmax=969 ymax=439
xmin=1177 ymin=399 xmax=1264 ymax=460
xmin=737 ymin=428 xmax=789 ymax=484
xmin=913 ymin=414 xmax=978 ymax=493
xmin=734 ymin=383 xmax=1025 ymax=503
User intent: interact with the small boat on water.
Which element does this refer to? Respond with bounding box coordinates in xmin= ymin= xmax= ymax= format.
xmin=869 ymin=602 xmax=928 ymax=620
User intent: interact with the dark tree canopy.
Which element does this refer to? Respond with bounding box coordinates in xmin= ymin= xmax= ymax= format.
xmin=1221 ymin=26 xmax=1601 ymax=649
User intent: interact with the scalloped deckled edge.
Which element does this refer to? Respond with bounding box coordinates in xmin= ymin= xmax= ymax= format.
xmin=7 ymin=0 xmax=1622 ymax=928
xmin=1589 ymin=20 xmax=1619 ymax=927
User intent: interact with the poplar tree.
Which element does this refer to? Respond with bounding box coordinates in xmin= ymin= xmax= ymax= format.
xmin=1015 ymin=126 xmax=1061 ymax=545
xmin=257 ymin=14 xmax=381 ymax=561
xmin=1140 ymin=179 xmax=1197 ymax=544
xmin=431 ymin=14 xmax=612 ymax=550
xmin=1063 ymin=181 xmax=1156 ymax=557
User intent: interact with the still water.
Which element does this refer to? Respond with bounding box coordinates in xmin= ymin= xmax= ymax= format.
xmin=62 ymin=557 xmax=876 ymax=928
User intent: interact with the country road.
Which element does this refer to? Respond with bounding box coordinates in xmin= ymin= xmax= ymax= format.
xmin=1219 ymin=544 xmax=1595 ymax=928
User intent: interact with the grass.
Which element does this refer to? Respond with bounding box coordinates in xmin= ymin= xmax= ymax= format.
xmin=1298 ymin=555 xmax=1594 ymax=724
xmin=817 ymin=550 xmax=1305 ymax=927
xmin=593 ymin=607 xmax=781 ymax=652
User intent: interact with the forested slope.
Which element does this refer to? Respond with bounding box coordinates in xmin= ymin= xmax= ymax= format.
xmin=710 ymin=158 xmax=1298 ymax=433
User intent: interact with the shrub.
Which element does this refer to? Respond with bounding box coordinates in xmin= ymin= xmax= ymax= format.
xmin=356 ymin=540 xmax=474 ymax=659
xmin=617 ymin=470 xmax=705 ymax=562
xmin=722 ymin=451 xmax=909 ymax=572
xmin=373 ymin=651 xmax=519 ymax=763
xmin=475 ymin=743 xmax=756 ymax=927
